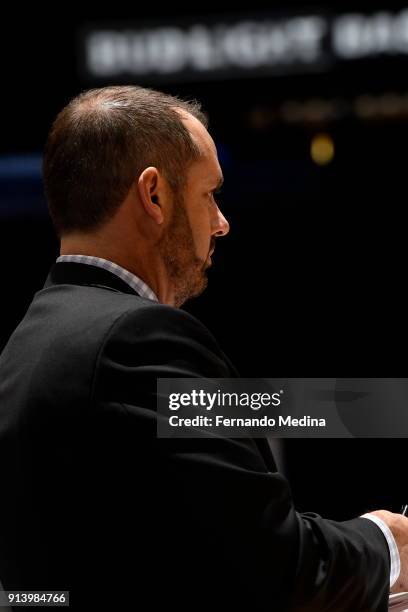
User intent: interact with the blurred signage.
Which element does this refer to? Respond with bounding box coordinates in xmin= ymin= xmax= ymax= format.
xmin=79 ymin=9 xmax=408 ymax=82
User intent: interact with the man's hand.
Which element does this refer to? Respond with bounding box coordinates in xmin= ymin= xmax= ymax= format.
xmin=369 ymin=510 xmax=408 ymax=593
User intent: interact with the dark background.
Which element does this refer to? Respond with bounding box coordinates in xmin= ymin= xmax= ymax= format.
xmin=1 ymin=3 xmax=407 ymax=520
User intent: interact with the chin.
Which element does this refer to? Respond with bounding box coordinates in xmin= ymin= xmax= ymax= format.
xmin=175 ymin=276 xmax=208 ymax=308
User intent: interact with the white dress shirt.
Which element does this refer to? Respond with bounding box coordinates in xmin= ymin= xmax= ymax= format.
xmin=56 ymin=254 xmax=158 ymax=302
xmin=362 ymin=513 xmax=400 ymax=587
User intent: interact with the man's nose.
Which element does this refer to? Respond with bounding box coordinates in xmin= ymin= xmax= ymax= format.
xmin=212 ymin=207 xmax=230 ymax=237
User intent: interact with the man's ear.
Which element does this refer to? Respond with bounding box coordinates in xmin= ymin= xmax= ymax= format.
xmin=137 ymin=166 xmax=165 ymax=225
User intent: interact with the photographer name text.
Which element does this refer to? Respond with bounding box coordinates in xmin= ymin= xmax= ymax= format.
xmin=168 ymin=415 xmax=326 ymax=428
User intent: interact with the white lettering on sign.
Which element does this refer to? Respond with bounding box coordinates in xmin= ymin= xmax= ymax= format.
xmin=333 ymin=10 xmax=408 ymax=58
xmin=85 ymin=17 xmax=327 ymax=77
xmin=82 ymin=9 xmax=408 ymax=80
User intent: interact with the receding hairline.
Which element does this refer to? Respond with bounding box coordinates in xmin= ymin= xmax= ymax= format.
xmin=72 ymin=93 xmax=210 ymax=164
xmin=65 ymin=86 xmax=208 ymax=129
xmin=174 ymin=107 xmax=217 ymax=161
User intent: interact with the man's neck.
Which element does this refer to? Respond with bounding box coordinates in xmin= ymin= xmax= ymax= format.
xmin=60 ymin=242 xmax=176 ymax=307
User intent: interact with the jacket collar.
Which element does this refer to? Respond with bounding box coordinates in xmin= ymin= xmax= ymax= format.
xmin=43 ymin=262 xmax=140 ymax=296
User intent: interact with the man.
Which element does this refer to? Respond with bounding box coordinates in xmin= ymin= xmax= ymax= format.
xmin=0 ymin=85 xmax=407 ymax=611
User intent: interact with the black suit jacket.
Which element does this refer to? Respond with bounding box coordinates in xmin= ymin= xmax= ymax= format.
xmin=0 ymin=262 xmax=390 ymax=611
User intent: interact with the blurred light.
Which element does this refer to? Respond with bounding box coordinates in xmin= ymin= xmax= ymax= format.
xmin=81 ymin=9 xmax=408 ymax=83
xmin=354 ymin=95 xmax=378 ymax=119
xmin=0 ymin=155 xmax=42 ymax=179
xmin=354 ymin=92 xmax=408 ymax=120
xmin=249 ymin=107 xmax=276 ymax=129
xmin=303 ymin=99 xmax=334 ymax=123
xmin=378 ymin=93 xmax=405 ymax=117
xmin=310 ymin=134 xmax=335 ymax=166
xmin=280 ymin=101 xmax=304 ymax=124
xmin=333 ymin=10 xmax=408 ymax=58
xmin=84 ymin=18 xmax=327 ymax=79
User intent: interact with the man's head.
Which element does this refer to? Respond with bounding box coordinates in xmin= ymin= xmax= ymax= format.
xmin=43 ymin=85 xmax=229 ymax=307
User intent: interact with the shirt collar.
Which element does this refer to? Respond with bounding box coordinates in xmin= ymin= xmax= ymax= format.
xmin=56 ymin=255 xmax=159 ymax=302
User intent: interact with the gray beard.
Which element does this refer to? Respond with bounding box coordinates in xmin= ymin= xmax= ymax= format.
xmin=158 ymin=194 xmax=208 ymax=308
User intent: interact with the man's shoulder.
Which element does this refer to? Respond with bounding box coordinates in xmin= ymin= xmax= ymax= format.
xmin=1 ymin=284 xmax=157 ymax=368
xmin=96 ymin=296 xmax=227 ymax=370
xmin=102 ymin=301 xmax=239 ymax=380
xmin=33 ymin=281 xmax=157 ymax=332
xmin=0 ymin=283 xmax=236 ymax=394
xmin=94 ymin=300 xmax=236 ymax=394
xmin=31 ymin=282 xmax=220 ymax=354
